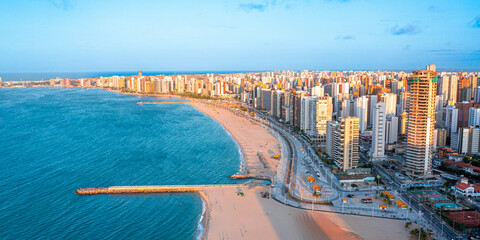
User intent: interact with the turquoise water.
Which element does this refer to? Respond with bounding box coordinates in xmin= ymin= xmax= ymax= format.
xmin=0 ymin=87 xmax=240 ymax=239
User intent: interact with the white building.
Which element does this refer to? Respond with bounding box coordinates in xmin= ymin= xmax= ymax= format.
xmin=469 ymin=108 xmax=480 ymax=128
xmin=371 ymin=102 xmax=386 ymax=161
xmin=457 ymin=128 xmax=470 ymax=155
xmin=444 ymin=105 xmax=458 ymax=136
xmin=369 ymin=95 xmax=378 ymax=128
xmin=300 ymin=96 xmax=317 ymax=135
xmin=354 ymin=96 xmax=369 ymax=133
xmin=453 ymin=178 xmax=480 ymax=197
xmin=386 ymin=115 xmax=399 ymax=144
xmin=381 ymin=93 xmax=397 ymax=116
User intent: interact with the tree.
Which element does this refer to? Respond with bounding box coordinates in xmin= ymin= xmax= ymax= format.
xmin=351 ymin=184 xmax=358 ymax=188
xmin=420 ymin=228 xmax=428 ymax=240
xmin=405 ymin=221 xmax=412 ymax=229
xmin=409 ymin=229 xmax=419 ymax=238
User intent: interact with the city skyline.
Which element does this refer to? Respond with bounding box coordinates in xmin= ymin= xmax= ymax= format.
xmin=0 ymin=0 xmax=479 ymax=72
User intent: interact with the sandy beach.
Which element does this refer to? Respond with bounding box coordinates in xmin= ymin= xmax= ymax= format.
xmin=203 ymin=185 xmax=410 ymax=240
xmin=189 ymin=100 xmax=411 ymax=240
xmin=189 ymin=101 xmax=280 ymax=178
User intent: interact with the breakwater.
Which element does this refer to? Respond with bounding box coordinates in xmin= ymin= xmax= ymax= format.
xmin=75 ymin=184 xmax=246 ymax=195
xmin=137 ymin=102 xmax=191 ymax=105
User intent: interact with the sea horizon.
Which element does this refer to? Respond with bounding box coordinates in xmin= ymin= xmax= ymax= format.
xmin=2 ymin=68 xmax=480 ymax=82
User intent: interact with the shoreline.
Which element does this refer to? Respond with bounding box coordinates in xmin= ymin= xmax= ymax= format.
xmin=187 ymin=101 xmax=247 ymax=175
xmin=196 ymin=191 xmax=210 ymax=240
xmin=7 ymin=87 xmax=413 ymax=239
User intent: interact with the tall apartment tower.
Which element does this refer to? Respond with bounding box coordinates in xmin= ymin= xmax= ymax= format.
xmin=371 ymin=102 xmax=386 ymax=161
xmin=315 ymin=96 xmax=333 ymax=150
xmin=334 ymin=117 xmax=360 ymax=172
xmin=405 ymin=67 xmax=437 ymax=176
xmin=326 ymin=121 xmax=340 ymax=157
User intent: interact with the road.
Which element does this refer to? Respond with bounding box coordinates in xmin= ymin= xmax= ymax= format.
xmin=215 ymin=101 xmax=464 ymax=240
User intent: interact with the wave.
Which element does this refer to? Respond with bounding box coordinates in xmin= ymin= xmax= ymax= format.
xmin=194 ymin=194 xmax=206 ymax=240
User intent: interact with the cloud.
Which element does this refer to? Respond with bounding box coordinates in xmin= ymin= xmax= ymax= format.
xmin=47 ymin=0 xmax=74 ymax=10
xmin=428 ymin=49 xmax=459 ymax=55
xmin=335 ymin=35 xmax=355 ymax=40
xmin=238 ymin=0 xmax=310 ymax=12
xmin=239 ymin=3 xmax=267 ymax=12
xmin=429 ymin=49 xmax=456 ymax=53
xmin=427 ymin=5 xmax=442 ymax=12
xmin=472 ymin=15 xmax=480 ymax=28
xmin=390 ymin=24 xmax=421 ymax=35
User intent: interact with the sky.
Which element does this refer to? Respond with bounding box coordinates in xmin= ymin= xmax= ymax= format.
xmin=0 ymin=0 xmax=479 ymax=72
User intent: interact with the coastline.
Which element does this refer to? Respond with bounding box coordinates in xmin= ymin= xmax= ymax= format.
xmin=187 ymin=101 xmax=246 ymax=175
xmin=196 ymin=191 xmax=210 ymax=240
xmin=57 ymin=88 xmax=412 ymax=240
xmin=188 ymin=100 xmax=281 ymax=179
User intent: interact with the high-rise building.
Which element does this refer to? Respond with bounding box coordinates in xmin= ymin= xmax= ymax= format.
xmin=469 ymin=108 xmax=480 ymax=128
xmin=293 ymin=91 xmax=307 ymax=128
xmin=457 ymin=128 xmax=470 ymax=155
xmin=371 ymin=102 xmax=386 ymax=161
xmin=405 ymin=67 xmax=437 ymax=176
xmin=381 ymin=93 xmax=397 ymax=116
xmin=341 ymin=99 xmax=355 ymax=118
xmin=386 ymin=115 xmax=399 ymax=144
xmin=315 ymin=97 xmax=333 ymax=150
xmin=470 ymin=127 xmax=480 ymax=155
xmin=326 ymin=121 xmax=340 ymax=157
xmin=436 ymin=128 xmax=448 ymax=147
xmin=449 ymin=75 xmax=458 ymax=104
xmin=444 ymin=104 xmax=458 ymax=136
xmin=334 ymin=117 xmax=360 ymax=171
xmin=354 ymin=96 xmax=368 ymax=132
xmin=260 ymin=89 xmax=272 ymax=112
xmin=400 ymin=112 xmax=407 ymax=135
xmin=474 ymin=87 xmax=480 ymax=103
xmin=456 ymin=101 xmax=474 ymax=128
xmin=300 ymin=96 xmax=317 ymax=135
xmin=368 ymin=95 xmax=378 ymax=128
xmin=438 ymin=76 xmax=449 ymax=104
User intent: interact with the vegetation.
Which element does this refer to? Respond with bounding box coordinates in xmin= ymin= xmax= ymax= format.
xmin=404 ymin=221 xmax=412 ymax=229
xmin=439 ymin=161 xmax=480 ymax=181
xmin=176 ymin=92 xmax=216 ymax=100
xmin=409 ymin=228 xmax=428 ymax=240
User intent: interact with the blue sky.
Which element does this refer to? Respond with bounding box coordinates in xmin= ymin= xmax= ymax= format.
xmin=0 ymin=0 xmax=479 ymax=72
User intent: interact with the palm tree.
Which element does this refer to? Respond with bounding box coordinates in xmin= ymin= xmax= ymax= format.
xmin=405 ymin=221 xmax=412 ymax=229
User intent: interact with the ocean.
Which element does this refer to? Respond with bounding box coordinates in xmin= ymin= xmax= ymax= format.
xmin=0 ymin=87 xmax=241 ymax=239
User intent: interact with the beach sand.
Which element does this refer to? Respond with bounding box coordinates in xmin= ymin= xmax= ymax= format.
xmin=204 ymin=185 xmax=410 ymax=240
xmin=188 ymin=100 xmax=410 ymax=240
xmin=189 ymin=101 xmax=280 ymax=178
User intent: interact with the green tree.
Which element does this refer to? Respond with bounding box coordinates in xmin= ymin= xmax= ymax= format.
xmin=405 ymin=221 xmax=412 ymax=229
